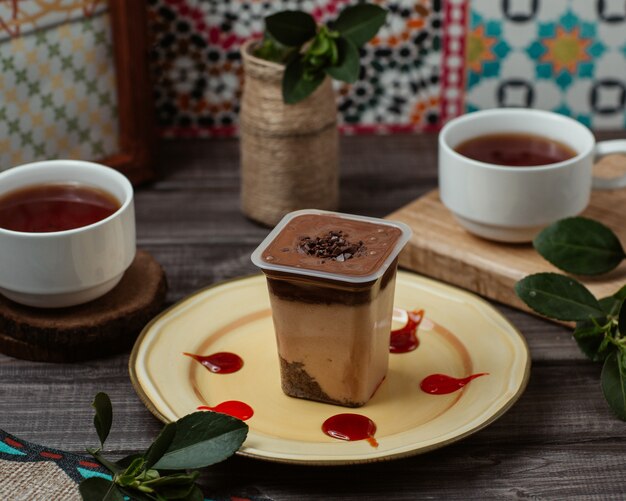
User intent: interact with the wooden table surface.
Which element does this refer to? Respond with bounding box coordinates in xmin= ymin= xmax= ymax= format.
xmin=2 ymin=133 xmax=625 ymax=500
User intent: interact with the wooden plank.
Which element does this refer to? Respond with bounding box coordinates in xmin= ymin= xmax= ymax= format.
xmin=388 ymin=156 xmax=626 ymax=320
xmin=202 ymin=443 xmax=626 ymax=500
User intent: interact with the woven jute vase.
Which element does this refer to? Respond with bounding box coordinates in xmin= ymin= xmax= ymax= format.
xmin=239 ymin=40 xmax=339 ymax=227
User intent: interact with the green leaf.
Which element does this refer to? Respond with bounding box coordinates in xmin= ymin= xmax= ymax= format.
xmin=619 ymin=301 xmax=626 ymax=336
xmin=92 ymin=393 xmax=113 ymax=448
xmin=153 ymin=411 xmax=248 ymax=470
xmin=145 ymin=422 xmax=177 ymax=470
xmin=116 ymin=457 xmax=147 ymax=487
xmin=87 ymin=448 xmax=123 ymax=475
xmin=331 ymin=4 xmax=387 ymax=47
xmin=116 ymin=486 xmax=156 ymax=501
xmin=137 ymin=469 xmax=160 ymax=482
xmin=328 ymin=36 xmax=339 ymax=65
xmin=515 ymin=273 xmax=605 ymax=321
xmin=598 ymin=286 xmax=626 ymax=321
xmin=601 ymin=351 xmax=626 ymax=421
xmin=103 ymin=485 xmax=124 ymax=501
xmin=144 ymin=472 xmax=200 ymax=499
xmin=307 ymin=54 xmax=326 ymax=69
xmin=308 ymin=34 xmax=330 ymax=56
xmin=114 ymin=474 xmax=137 ymax=488
xmin=79 ymin=478 xmax=123 ymax=501
xmin=123 ymin=457 xmax=146 ymax=477
xmin=253 ymin=35 xmax=296 ymax=64
xmin=265 ymin=11 xmax=316 ymax=47
xmin=115 ymin=453 xmax=144 ymax=470
xmin=614 ymin=284 xmax=626 ymax=302
xmin=181 ymin=485 xmax=204 ymax=501
xmin=573 ymin=320 xmax=612 ymax=362
xmin=533 ymin=217 xmax=625 ymax=275
xmin=599 ymin=296 xmax=621 ymax=317
xmin=598 ymin=334 xmax=613 ymax=357
xmin=144 ymin=471 xmax=198 ymax=487
xmin=325 ymin=37 xmax=360 ymax=83
xmin=282 ymin=57 xmax=325 ymax=104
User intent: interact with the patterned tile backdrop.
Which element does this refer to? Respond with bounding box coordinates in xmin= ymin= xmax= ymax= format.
xmin=147 ymin=0 xmax=626 ymax=137
xmin=1 ymin=0 xmax=625 ymax=161
xmin=0 ymin=1 xmax=119 ymax=169
xmin=444 ymin=0 xmax=626 ymax=129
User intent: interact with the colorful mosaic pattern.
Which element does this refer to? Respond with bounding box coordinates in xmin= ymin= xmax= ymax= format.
xmin=442 ymin=0 xmax=626 ymax=129
xmin=147 ymin=0 xmax=443 ymax=136
xmin=0 ymin=9 xmax=119 ymax=171
xmin=147 ymin=0 xmax=625 ymax=136
xmin=336 ymin=0 xmax=442 ymax=133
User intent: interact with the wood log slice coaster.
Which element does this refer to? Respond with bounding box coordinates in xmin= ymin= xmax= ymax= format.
xmin=0 ymin=250 xmax=167 ymax=362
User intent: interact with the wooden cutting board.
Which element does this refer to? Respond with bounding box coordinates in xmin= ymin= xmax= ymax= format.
xmin=387 ymin=155 xmax=626 ymax=321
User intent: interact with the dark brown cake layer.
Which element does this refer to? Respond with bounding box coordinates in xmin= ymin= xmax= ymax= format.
xmin=266 ymin=258 xmax=398 ymax=306
xmin=279 ymin=356 xmax=365 ymax=408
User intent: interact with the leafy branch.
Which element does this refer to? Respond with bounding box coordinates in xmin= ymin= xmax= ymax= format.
xmin=515 ymin=217 xmax=626 ymax=420
xmin=79 ymin=393 xmax=248 ymax=501
xmin=254 ymin=4 xmax=387 ymax=104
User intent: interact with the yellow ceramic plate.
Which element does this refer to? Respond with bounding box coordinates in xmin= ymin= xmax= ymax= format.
xmin=130 ymin=271 xmax=530 ymax=465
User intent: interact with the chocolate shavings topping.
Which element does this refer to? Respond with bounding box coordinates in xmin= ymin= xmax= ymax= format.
xmin=297 ymin=231 xmax=366 ymax=262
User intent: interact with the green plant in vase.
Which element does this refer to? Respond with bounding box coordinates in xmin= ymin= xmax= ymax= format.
xmin=253 ymin=3 xmax=387 ymax=103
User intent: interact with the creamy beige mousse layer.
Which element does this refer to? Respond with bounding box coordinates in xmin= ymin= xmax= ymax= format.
xmin=268 ymin=275 xmax=396 ymax=407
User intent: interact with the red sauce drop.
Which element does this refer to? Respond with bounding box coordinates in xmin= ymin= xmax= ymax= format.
xmin=420 ymin=373 xmax=489 ymax=395
xmin=390 ymin=309 xmax=424 ymax=353
xmin=198 ymin=400 xmax=254 ymax=421
xmin=322 ymin=413 xmax=378 ymax=448
xmin=183 ymin=352 xmax=243 ymax=374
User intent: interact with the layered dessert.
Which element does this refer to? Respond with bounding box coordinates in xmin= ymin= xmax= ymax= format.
xmin=251 ymin=210 xmax=411 ymax=407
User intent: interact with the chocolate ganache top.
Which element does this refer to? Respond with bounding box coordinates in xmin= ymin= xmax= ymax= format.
xmin=261 ymin=214 xmax=403 ymax=277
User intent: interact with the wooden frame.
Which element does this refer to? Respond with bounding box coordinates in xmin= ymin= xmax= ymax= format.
xmin=103 ymin=0 xmax=155 ymax=185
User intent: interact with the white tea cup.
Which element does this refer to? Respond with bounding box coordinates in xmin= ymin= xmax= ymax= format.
xmin=0 ymin=160 xmax=136 ymax=308
xmin=438 ymin=108 xmax=626 ymax=243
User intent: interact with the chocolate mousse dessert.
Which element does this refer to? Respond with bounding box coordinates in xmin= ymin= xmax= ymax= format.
xmin=251 ymin=210 xmax=411 ymax=407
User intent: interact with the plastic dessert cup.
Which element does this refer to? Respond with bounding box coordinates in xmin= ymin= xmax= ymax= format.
xmin=251 ymin=209 xmax=411 ymax=407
